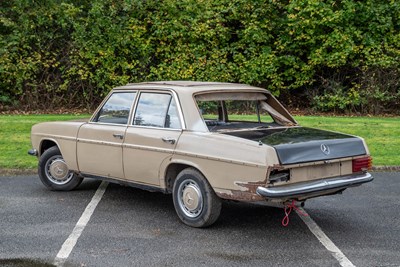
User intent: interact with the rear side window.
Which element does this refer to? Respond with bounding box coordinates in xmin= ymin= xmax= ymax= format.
xmin=94 ymin=92 xmax=136 ymax=124
xmin=133 ymin=92 xmax=181 ymax=129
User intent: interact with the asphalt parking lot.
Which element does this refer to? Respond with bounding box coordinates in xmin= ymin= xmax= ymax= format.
xmin=0 ymin=172 xmax=399 ymax=267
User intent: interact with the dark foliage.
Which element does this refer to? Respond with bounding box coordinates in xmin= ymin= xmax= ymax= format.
xmin=1 ymin=0 xmax=399 ymax=114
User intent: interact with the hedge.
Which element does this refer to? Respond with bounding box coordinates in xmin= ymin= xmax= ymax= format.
xmin=1 ymin=0 xmax=399 ymax=113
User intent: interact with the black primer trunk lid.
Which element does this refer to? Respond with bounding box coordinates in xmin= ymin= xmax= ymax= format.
xmin=224 ymin=127 xmax=366 ymax=165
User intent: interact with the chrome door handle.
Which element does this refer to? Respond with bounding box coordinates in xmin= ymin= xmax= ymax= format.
xmin=162 ymin=137 xmax=176 ymax=145
xmin=113 ymin=133 xmax=124 ymax=140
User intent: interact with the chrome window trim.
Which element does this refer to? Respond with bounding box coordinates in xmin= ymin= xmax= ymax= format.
xmin=126 ymin=124 xmax=182 ymax=132
xmin=131 ymin=90 xmax=186 ymax=130
xmin=171 ymin=90 xmax=186 ymax=130
xmin=86 ymin=121 xmax=130 ymax=127
xmin=89 ymin=90 xmax=138 ymax=125
xmin=89 ymin=88 xmax=186 ymax=130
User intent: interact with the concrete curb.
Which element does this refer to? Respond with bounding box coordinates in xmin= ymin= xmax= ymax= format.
xmin=372 ymin=166 xmax=400 ymax=172
xmin=0 ymin=169 xmax=36 ymax=176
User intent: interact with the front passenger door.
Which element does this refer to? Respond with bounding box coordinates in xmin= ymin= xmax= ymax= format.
xmin=77 ymin=91 xmax=136 ymax=179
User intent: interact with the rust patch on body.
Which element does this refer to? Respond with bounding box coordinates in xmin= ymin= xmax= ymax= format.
xmin=217 ymin=190 xmax=264 ymax=202
xmin=235 ymin=181 xmax=265 ymax=193
xmin=269 ymin=164 xmax=286 ymax=172
xmin=226 ymin=174 xmax=269 ymax=201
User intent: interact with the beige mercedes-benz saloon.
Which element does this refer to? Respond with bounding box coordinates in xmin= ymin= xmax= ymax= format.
xmin=29 ymin=81 xmax=373 ymax=227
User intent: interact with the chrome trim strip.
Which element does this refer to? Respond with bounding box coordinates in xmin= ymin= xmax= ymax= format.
xmin=123 ymin=143 xmax=174 ymax=154
xmin=256 ymin=172 xmax=373 ymax=199
xmin=36 ymin=134 xmax=76 ymax=142
xmin=173 ymin=150 xmax=264 ymax=168
xmin=77 ymin=138 xmax=122 ymax=148
xmin=81 ymin=173 xmax=167 ymax=193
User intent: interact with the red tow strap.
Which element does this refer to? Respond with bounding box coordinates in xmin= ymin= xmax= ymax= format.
xmin=282 ymin=200 xmax=308 ymax=227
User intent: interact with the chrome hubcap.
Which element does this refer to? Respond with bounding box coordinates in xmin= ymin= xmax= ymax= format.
xmin=178 ymin=179 xmax=203 ymax=218
xmin=45 ymin=156 xmax=74 ymax=185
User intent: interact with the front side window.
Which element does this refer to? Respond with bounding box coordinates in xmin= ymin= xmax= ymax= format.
xmin=133 ymin=92 xmax=181 ymax=129
xmin=95 ymin=92 xmax=136 ymax=124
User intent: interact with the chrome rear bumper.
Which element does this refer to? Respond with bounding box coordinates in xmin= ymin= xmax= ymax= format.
xmin=256 ymin=172 xmax=373 ymax=199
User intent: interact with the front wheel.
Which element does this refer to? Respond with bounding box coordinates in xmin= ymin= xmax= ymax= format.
xmin=172 ymin=168 xmax=221 ymax=228
xmin=38 ymin=146 xmax=83 ymax=191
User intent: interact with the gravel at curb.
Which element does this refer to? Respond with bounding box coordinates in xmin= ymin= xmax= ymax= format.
xmin=372 ymin=166 xmax=400 ymax=171
xmin=0 ymin=169 xmax=36 ymax=176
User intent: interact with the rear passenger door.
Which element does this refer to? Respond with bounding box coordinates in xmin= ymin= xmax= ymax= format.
xmin=123 ymin=91 xmax=183 ymax=185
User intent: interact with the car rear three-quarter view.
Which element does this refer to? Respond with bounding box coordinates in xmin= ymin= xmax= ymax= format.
xmin=29 ymin=81 xmax=373 ymax=228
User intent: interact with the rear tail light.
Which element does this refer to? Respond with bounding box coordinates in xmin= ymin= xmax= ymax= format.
xmin=352 ymin=156 xmax=372 ymax=172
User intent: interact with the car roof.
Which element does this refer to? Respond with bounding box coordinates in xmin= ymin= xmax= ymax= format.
xmin=110 ymin=81 xmax=296 ymax=131
xmin=113 ymin=81 xmax=269 ymax=94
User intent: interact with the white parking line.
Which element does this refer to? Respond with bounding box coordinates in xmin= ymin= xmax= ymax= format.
xmin=53 ymin=181 xmax=109 ymax=267
xmin=296 ymin=208 xmax=356 ymax=267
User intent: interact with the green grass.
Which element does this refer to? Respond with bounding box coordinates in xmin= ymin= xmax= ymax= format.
xmin=293 ymin=116 xmax=399 ymax=166
xmin=0 ymin=114 xmax=398 ymax=170
xmin=0 ymin=114 xmax=90 ymax=170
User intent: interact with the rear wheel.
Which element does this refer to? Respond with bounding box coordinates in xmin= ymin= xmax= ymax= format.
xmin=38 ymin=146 xmax=82 ymax=191
xmin=172 ymin=168 xmax=221 ymax=228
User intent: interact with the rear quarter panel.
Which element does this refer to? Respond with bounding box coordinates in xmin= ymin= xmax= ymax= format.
xmin=170 ymin=131 xmax=279 ymax=201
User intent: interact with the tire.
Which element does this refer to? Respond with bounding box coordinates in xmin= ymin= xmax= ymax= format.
xmin=172 ymin=168 xmax=221 ymax=228
xmin=38 ymin=146 xmax=83 ymax=191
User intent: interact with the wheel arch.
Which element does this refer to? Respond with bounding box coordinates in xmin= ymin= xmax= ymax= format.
xmin=38 ymin=138 xmax=78 ymax=171
xmin=164 ymin=161 xmax=208 ymax=193
xmin=39 ymin=139 xmax=60 ymax=156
